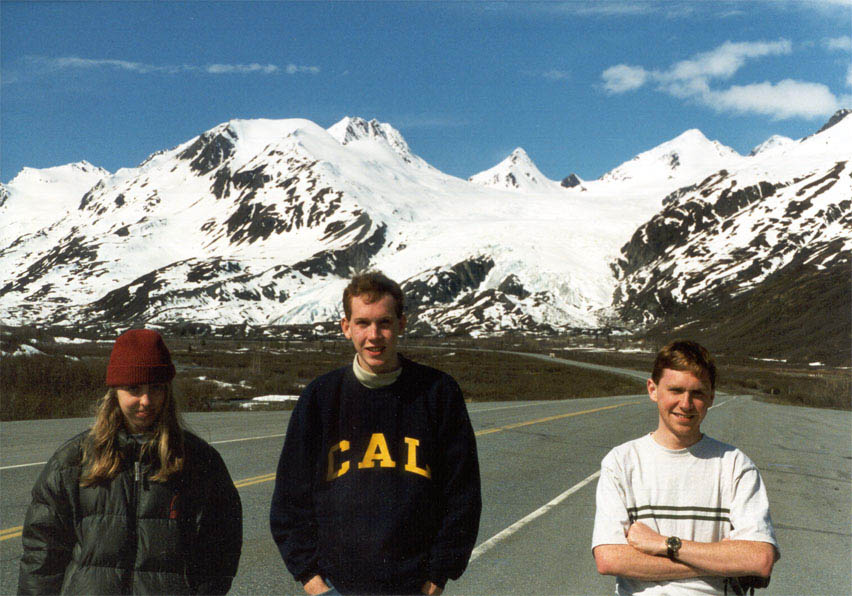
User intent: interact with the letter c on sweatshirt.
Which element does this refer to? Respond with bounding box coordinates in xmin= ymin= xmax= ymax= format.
xmin=326 ymin=440 xmax=350 ymax=481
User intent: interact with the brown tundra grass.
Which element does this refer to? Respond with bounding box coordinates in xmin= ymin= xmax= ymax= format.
xmin=2 ymin=333 xmax=847 ymax=421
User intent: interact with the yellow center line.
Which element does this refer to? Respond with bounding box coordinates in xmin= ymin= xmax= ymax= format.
xmin=1 ymin=526 xmax=23 ymax=541
xmin=234 ymin=472 xmax=277 ymax=488
xmin=474 ymin=401 xmax=641 ymax=436
xmin=1 ymin=400 xmax=641 ymax=541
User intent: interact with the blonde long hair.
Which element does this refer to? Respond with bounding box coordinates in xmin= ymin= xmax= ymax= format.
xmin=80 ymin=384 xmax=185 ymax=486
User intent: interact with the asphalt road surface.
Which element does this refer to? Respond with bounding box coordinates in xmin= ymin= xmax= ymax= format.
xmin=2 ymin=356 xmax=850 ymax=595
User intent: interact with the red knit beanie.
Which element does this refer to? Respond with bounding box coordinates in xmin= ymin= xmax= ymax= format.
xmin=106 ymin=329 xmax=176 ymax=387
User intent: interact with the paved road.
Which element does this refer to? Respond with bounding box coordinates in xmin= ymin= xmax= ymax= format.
xmin=2 ymin=361 xmax=850 ymax=594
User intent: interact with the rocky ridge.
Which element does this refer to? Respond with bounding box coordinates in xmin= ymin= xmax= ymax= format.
xmin=1 ymin=111 xmax=849 ymax=343
xmin=612 ymin=111 xmax=851 ymax=329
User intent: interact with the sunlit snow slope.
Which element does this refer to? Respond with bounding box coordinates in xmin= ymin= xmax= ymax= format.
xmin=1 ymin=112 xmax=849 ymax=336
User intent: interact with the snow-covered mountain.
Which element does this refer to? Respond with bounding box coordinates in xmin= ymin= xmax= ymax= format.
xmin=327 ymin=116 xmax=431 ymax=169
xmin=599 ymin=129 xmax=739 ymax=189
xmin=1 ymin=112 xmax=849 ymax=339
xmin=468 ymin=148 xmax=561 ymax=192
xmin=0 ymin=161 xmax=109 ymax=246
xmin=749 ymin=135 xmax=794 ymax=157
xmin=612 ymin=111 xmax=851 ymax=330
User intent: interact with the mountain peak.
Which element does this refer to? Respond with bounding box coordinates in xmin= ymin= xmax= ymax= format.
xmin=468 ymin=147 xmax=555 ymax=192
xmin=68 ymin=160 xmax=104 ymax=173
xmin=600 ymin=128 xmax=738 ymax=185
xmin=1 ymin=113 xmax=848 ymax=343
xmin=327 ymin=116 xmax=418 ymax=165
xmin=671 ymin=128 xmax=708 ymax=142
xmin=506 ymin=148 xmax=538 ymax=169
xmin=328 ymin=116 xmax=378 ymax=143
xmin=176 ymin=124 xmax=239 ymax=174
xmin=656 ymin=129 xmax=734 ymax=156
xmin=1 ymin=160 xmax=110 ymax=244
xmin=749 ymin=134 xmax=794 ymax=156
xmin=327 ymin=116 xmax=405 ymax=148
xmin=7 ymin=161 xmax=109 ymax=188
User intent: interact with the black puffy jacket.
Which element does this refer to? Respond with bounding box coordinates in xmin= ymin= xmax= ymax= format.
xmin=18 ymin=429 xmax=242 ymax=595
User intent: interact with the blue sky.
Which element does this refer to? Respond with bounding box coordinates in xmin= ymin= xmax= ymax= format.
xmin=2 ymin=1 xmax=850 ymax=184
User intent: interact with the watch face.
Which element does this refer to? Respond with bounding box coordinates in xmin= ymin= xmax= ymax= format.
xmin=666 ymin=536 xmax=682 ymax=554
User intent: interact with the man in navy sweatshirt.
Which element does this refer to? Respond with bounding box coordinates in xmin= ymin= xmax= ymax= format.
xmin=270 ymin=271 xmax=482 ymax=595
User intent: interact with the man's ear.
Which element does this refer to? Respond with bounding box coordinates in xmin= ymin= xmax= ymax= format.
xmin=398 ymin=314 xmax=407 ymax=334
xmin=647 ymin=378 xmax=658 ymax=403
xmin=341 ymin=317 xmax=351 ymax=339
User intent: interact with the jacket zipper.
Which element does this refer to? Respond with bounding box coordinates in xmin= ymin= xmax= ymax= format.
xmin=121 ymin=453 xmax=142 ymax=594
xmin=133 ymin=456 xmax=141 ymax=589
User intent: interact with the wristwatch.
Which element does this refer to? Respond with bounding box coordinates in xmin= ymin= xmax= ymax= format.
xmin=666 ymin=535 xmax=682 ymax=559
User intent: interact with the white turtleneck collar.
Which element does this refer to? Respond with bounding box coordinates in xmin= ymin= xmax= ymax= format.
xmin=352 ymin=354 xmax=402 ymax=389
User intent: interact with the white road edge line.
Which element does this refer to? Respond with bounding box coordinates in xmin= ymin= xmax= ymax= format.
xmin=2 ymin=396 xmax=647 ymax=470
xmin=0 ymin=461 xmax=47 ymax=471
xmin=2 ymin=394 xmax=645 ymax=470
xmin=469 ymin=469 xmax=601 ymax=563
xmin=0 ymin=433 xmax=288 ymax=470
xmin=710 ymin=396 xmax=739 ymax=410
xmin=467 ymin=395 xmax=738 ymax=559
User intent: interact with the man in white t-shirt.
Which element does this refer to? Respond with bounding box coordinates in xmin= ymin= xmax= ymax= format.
xmin=592 ymin=340 xmax=779 ymax=595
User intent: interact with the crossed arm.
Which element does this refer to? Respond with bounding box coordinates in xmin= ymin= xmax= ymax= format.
xmin=593 ymin=521 xmax=777 ymax=581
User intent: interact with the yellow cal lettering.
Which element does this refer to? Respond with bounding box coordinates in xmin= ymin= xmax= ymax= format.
xmin=403 ymin=437 xmax=431 ymax=479
xmin=326 ymin=440 xmax=350 ymax=481
xmin=358 ymin=433 xmax=396 ymax=469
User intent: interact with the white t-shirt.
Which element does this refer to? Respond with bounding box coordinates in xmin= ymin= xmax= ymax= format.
xmin=592 ymin=434 xmax=779 ymax=595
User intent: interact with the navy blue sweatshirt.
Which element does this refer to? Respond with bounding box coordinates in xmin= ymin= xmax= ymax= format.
xmin=270 ymin=356 xmax=481 ymax=595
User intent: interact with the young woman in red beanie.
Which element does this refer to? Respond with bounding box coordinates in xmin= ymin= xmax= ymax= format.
xmin=18 ymin=329 xmax=243 ymax=595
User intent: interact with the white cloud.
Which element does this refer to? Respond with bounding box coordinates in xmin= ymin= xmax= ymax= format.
xmin=600 ymin=39 xmax=843 ymax=120
xmin=708 ymin=80 xmax=841 ymax=120
xmin=553 ymin=1 xmax=696 ymax=18
xmin=806 ymin=0 xmax=852 ymax=13
xmin=664 ymin=40 xmax=792 ymax=82
xmin=568 ymin=2 xmax=655 ymax=16
xmin=285 ymin=64 xmax=320 ymax=75
xmin=602 ymin=64 xmax=648 ymax=93
xmin=542 ymin=69 xmax=571 ymax=81
xmin=206 ymin=63 xmax=279 ymax=74
xmin=35 ymin=56 xmax=318 ymax=76
xmin=662 ymin=76 xmax=711 ymax=99
xmin=847 ymin=64 xmax=852 ymax=88
xmin=51 ymin=57 xmax=173 ymax=73
xmin=823 ymin=36 xmax=852 ymax=51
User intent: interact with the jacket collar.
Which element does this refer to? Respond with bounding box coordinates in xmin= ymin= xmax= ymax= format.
xmin=116 ymin=429 xmax=156 ymax=461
